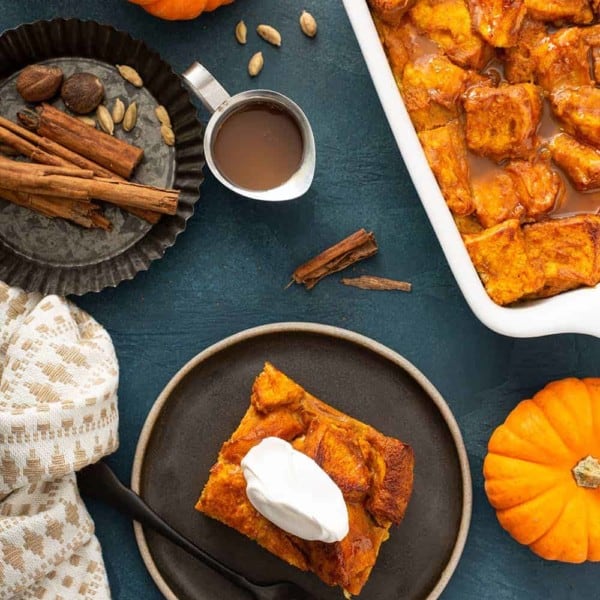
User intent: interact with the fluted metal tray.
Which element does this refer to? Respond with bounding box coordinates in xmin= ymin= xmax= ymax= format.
xmin=0 ymin=19 xmax=204 ymax=295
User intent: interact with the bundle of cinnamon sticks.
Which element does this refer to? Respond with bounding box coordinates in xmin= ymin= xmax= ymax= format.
xmin=0 ymin=103 xmax=179 ymax=228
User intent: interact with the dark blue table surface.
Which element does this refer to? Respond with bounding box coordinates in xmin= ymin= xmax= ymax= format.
xmin=2 ymin=1 xmax=599 ymax=598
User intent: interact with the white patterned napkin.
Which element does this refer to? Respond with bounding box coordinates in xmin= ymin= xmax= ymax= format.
xmin=0 ymin=283 xmax=118 ymax=599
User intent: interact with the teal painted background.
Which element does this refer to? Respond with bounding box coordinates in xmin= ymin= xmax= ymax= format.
xmin=1 ymin=1 xmax=599 ymax=598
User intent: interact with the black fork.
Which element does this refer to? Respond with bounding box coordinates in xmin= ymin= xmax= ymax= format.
xmin=77 ymin=461 xmax=317 ymax=600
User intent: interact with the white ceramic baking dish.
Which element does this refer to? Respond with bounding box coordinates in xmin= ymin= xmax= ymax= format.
xmin=343 ymin=0 xmax=600 ymax=338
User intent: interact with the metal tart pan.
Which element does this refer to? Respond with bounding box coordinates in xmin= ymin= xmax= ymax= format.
xmin=0 ymin=18 xmax=204 ymax=295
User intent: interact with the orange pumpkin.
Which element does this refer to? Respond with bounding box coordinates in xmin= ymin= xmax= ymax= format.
xmin=129 ymin=0 xmax=234 ymax=21
xmin=484 ymin=378 xmax=600 ymax=563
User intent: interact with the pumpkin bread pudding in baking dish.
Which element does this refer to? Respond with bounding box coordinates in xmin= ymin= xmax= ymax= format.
xmin=195 ymin=362 xmax=415 ymax=597
xmin=369 ymin=0 xmax=600 ymax=306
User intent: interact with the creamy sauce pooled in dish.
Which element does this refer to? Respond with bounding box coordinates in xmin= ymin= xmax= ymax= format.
xmin=212 ymin=102 xmax=303 ymax=192
xmin=240 ymin=437 xmax=349 ymax=543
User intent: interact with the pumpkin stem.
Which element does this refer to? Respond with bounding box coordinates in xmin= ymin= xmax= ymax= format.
xmin=572 ymin=455 xmax=600 ymax=488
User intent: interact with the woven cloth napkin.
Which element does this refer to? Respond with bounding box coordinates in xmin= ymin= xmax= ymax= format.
xmin=0 ymin=283 xmax=118 ymax=599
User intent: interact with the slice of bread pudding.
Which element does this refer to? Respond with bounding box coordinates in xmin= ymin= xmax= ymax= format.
xmin=196 ymin=362 xmax=414 ymax=597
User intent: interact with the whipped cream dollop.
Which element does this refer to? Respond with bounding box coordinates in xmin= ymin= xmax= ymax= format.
xmin=240 ymin=437 xmax=349 ymax=543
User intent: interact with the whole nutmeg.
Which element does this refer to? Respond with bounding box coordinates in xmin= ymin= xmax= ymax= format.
xmin=61 ymin=72 xmax=105 ymax=114
xmin=16 ymin=64 xmax=63 ymax=103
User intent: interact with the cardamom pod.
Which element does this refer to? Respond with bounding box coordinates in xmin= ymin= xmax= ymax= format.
xmin=112 ymin=98 xmax=125 ymax=124
xmin=76 ymin=115 xmax=97 ymax=128
xmin=161 ymin=124 xmax=175 ymax=146
xmin=257 ymin=24 xmax=282 ymax=47
xmin=116 ymin=64 xmax=143 ymax=88
xmin=96 ymin=105 xmax=114 ymax=135
xmin=248 ymin=52 xmax=264 ymax=77
xmin=123 ymin=102 xmax=138 ymax=132
xmin=235 ymin=20 xmax=247 ymax=44
xmin=299 ymin=11 xmax=318 ymax=38
xmin=155 ymin=105 xmax=172 ymax=128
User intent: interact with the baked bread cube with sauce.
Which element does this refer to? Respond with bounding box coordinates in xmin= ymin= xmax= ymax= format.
xmin=524 ymin=0 xmax=593 ymax=24
xmin=472 ymin=171 xmax=526 ymax=228
xmin=401 ymin=55 xmax=469 ymax=131
xmin=549 ymin=133 xmax=600 ymax=191
xmin=418 ymin=120 xmax=474 ymax=215
xmin=409 ymin=0 xmax=492 ymax=69
xmin=464 ymin=219 xmax=545 ymax=305
xmin=454 ymin=214 xmax=484 ymax=235
xmin=374 ymin=16 xmax=423 ymax=80
xmin=368 ymin=0 xmax=418 ymax=24
xmin=196 ymin=363 xmax=415 ymax=597
xmin=551 ymin=86 xmax=600 ymax=148
xmin=533 ymin=27 xmax=593 ymax=92
xmin=524 ymin=216 xmax=600 ymax=298
xmin=466 ymin=0 xmax=527 ymax=48
xmin=471 ymin=159 xmax=562 ymax=227
xmin=505 ymin=159 xmax=564 ymax=218
xmin=502 ymin=17 xmax=547 ymax=84
xmin=571 ymin=25 xmax=600 ymax=84
xmin=463 ymin=83 xmax=542 ymax=162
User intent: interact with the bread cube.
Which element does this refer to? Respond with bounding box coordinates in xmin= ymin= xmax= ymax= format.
xmin=409 ymin=0 xmax=492 ymax=69
xmin=472 ymin=171 xmax=525 ymax=228
xmin=506 ymin=159 xmax=564 ymax=217
xmin=467 ymin=0 xmax=527 ymax=48
xmin=549 ymin=133 xmax=600 ymax=191
xmin=551 ymin=86 xmax=600 ymax=148
xmin=523 ymin=0 xmax=593 ymax=24
xmin=402 ymin=55 xmax=468 ymax=131
xmin=503 ymin=17 xmax=547 ymax=84
xmin=533 ymin=27 xmax=592 ymax=92
xmin=418 ymin=120 xmax=474 ymax=215
xmin=464 ymin=219 xmax=545 ymax=305
xmin=369 ymin=0 xmax=418 ymax=24
xmin=463 ymin=83 xmax=542 ymax=162
xmin=375 ymin=16 xmax=423 ymax=80
xmin=524 ymin=216 xmax=600 ymax=297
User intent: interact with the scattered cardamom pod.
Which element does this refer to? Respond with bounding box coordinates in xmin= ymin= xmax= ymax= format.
xmin=300 ymin=11 xmax=318 ymax=38
xmin=155 ymin=105 xmax=171 ymax=128
xmin=248 ymin=52 xmax=264 ymax=77
xmin=112 ymin=98 xmax=125 ymax=124
xmin=76 ymin=115 xmax=97 ymax=128
xmin=161 ymin=124 xmax=175 ymax=146
xmin=235 ymin=20 xmax=247 ymax=44
xmin=116 ymin=64 xmax=143 ymax=88
xmin=96 ymin=105 xmax=114 ymax=135
xmin=123 ymin=102 xmax=138 ymax=132
xmin=257 ymin=24 xmax=282 ymax=47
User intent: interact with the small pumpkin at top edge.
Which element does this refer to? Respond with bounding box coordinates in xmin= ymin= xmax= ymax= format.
xmin=128 ymin=0 xmax=235 ymax=20
xmin=483 ymin=377 xmax=600 ymax=563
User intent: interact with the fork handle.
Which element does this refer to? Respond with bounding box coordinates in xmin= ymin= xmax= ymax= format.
xmin=78 ymin=461 xmax=261 ymax=599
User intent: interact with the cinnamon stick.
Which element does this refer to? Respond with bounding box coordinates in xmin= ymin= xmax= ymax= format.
xmin=0 ymin=122 xmax=74 ymax=168
xmin=18 ymin=104 xmax=144 ymax=178
xmin=0 ymin=158 xmax=178 ymax=215
xmin=0 ymin=188 xmax=110 ymax=230
xmin=0 ymin=116 xmax=161 ymax=224
xmin=341 ymin=276 xmax=412 ymax=292
xmin=291 ymin=229 xmax=378 ymax=289
xmin=0 ymin=115 xmax=116 ymax=177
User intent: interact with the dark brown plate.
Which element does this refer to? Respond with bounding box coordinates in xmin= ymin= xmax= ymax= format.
xmin=0 ymin=19 xmax=204 ymax=295
xmin=132 ymin=323 xmax=472 ymax=600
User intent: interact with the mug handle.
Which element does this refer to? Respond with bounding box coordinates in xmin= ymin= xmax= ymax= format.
xmin=182 ymin=62 xmax=230 ymax=113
